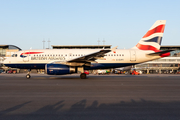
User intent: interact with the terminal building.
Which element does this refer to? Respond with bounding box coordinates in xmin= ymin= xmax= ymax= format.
xmin=0 ymin=45 xmax=22 ymax=64
xmin=0 ymin=45 xmax=21 ymax=57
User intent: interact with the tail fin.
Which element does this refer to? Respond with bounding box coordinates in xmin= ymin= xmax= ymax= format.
xmin=132 ymin=20 xmax=166 ymax=52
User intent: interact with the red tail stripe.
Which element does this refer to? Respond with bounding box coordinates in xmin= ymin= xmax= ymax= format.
xmin=142 ymin=24 xmax=165 ymax=38
xmin=136 ymin=43 xmax=160 ymax=52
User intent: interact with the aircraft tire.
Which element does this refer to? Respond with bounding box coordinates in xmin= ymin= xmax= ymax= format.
xmin=26 ymin=74 xmax=31 ymax=79
xmin=80 ymin=73 xmax=86 ymax=79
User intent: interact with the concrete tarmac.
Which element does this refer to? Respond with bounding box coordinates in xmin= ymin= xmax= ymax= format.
xmin=0 ymin=73 xmax=180 ymax=120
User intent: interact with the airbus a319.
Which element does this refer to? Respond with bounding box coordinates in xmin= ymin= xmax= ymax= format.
xmin=4 ymin=20 xmax=173 ymax=79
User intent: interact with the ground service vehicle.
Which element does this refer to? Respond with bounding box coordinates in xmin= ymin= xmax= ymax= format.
xmin=131 ymin=70 xmax=140 ymax=75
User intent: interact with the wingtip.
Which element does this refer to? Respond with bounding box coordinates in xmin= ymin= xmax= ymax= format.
xmin=111 ymin=46 xmax=118 ymax=50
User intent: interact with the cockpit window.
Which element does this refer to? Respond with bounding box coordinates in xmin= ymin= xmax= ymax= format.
xmin=11 ymin=54 xmax=17 ymax=57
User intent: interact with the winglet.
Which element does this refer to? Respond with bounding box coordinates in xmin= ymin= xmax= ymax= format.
xmin=111 ymin=46 xmax=118 ymax=51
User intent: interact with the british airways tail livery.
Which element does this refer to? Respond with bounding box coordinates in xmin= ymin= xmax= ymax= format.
xmin=3 ymin=20 xmax=173 ymax=79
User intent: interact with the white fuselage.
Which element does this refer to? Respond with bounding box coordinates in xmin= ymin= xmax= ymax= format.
xmin=4 ymin=49 xmax=161 ymax=70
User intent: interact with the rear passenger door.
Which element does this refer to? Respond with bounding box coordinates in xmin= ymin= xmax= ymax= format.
xmin=130 ymin=50 xmax=136 ymax=61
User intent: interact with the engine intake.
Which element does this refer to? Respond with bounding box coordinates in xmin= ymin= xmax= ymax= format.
xmin=45 ymin=64 xmax=76 ymax=75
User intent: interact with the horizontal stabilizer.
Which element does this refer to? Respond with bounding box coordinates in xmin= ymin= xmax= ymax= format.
xmin=147 ymin=50 xmax=174 ymax=56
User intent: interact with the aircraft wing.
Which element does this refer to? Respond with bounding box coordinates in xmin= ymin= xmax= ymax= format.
xmin=67 ymin=49 xmax=111 ymax=63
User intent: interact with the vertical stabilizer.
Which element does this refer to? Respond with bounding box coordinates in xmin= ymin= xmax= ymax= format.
xmin=131 ymin=20 xmax=166 ymax=52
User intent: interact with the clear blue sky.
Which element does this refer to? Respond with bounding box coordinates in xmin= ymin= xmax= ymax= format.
xmin=0 ymin=0 xmax=180 ymax=50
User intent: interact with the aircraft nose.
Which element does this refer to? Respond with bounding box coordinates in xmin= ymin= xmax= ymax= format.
xmin=3 ymin=58 xmax=9 ymax=64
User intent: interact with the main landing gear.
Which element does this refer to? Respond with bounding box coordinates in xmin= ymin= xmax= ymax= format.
xmin=78 ymin=67 xmax=87 ymax=79
xmin=80 ymin=73 xmax=86 ymax=79
xmin=26 ymin=69 xmax=31 ymax=79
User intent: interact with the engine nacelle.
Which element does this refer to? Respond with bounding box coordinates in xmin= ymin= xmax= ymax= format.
xmin=45 ymin=64 xmax=76 ymax=75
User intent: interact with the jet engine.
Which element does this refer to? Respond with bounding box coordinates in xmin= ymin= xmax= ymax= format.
xmin=45 ymin=63 xmax=76 ymax=75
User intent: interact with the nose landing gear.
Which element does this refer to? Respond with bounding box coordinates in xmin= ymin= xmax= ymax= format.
xmin=26 ymin=69 xmax=31 ymax=79
xmin=26 ymin=74 xmax=31 ymax=79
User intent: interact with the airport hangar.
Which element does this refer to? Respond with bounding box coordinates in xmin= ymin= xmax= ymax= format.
xmin=1 ymin=45 xmax=180 ymax=74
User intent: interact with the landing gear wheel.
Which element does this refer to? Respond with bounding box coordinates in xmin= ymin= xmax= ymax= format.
xmin=80 ymin=73 xmax=86 ymax=79
xmin=26 ymin=74 xmax=31 ymax=79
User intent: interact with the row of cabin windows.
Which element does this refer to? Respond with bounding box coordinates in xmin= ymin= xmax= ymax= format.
xmin=34 ymin=54 xmax=68 ymax=57
xmin=105 ymin=54 xmax=124 ymax=56
xmin=11 ymin=53 xmax=124 ymax=57
xmin=33 ymin=54 xmax=124 ymax=57
xmin=33 ymin=54 xmax=85 ymax=57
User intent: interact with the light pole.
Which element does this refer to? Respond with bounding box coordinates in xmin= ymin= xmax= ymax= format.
xmin=42 ymin=39 xmax=45 ymax=49
xmin=48 ymin=39 xmax=51 ymax=49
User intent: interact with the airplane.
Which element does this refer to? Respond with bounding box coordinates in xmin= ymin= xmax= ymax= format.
xmin=3 ymin=20 xmax=173 ymax=79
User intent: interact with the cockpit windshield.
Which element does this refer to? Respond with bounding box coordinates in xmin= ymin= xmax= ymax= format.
xmin=11 ymin=54 xmax=17 ymax=57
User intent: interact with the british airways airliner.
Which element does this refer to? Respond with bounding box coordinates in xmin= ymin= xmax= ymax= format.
xmin=3 ymin=20 xmax=173 ymax=79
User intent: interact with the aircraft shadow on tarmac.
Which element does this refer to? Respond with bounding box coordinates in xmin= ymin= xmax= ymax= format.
xmin=0 ymin=99 xmax=180 ymax=120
